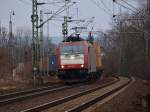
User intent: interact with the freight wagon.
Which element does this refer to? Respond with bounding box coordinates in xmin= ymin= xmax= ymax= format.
xmin=49 ymin=53 xmax=57 ymax=75
xmin=39 ymin=53 xmax=57 ymax=75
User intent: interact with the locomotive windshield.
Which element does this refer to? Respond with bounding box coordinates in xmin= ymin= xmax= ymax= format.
xmin=61 ymin=45 xmax=83 ymax=54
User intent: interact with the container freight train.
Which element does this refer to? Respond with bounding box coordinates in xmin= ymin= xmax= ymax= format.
xmin=56 ymin=37 xmax=103 ymax=83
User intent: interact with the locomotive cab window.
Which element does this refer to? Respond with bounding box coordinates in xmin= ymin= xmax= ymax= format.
xmin=61 ymin=45 xmax=84 ymax=54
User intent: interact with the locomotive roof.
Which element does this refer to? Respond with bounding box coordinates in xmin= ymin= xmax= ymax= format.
xmin=62 ymin=34 xmax=85 ymax=42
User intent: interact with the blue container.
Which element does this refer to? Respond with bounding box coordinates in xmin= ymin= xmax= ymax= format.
xmin=49 ymin=53 xmax=57 ymax=73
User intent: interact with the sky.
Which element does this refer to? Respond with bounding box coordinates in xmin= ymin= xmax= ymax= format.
xmin=0 ymin=0 xmax=142 ymax=43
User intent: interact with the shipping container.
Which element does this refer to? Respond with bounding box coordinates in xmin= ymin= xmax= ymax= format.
xmin=93 ymin=42 xmax=102 ymax=69
xmin=49 ymin=53 xmax=57 ymax=74
xmin=39 ymin=57 xmax=48 ymax=74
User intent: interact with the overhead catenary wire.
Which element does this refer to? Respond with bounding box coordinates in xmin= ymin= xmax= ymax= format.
xmin=18 ymin=0 xmax=31 ymax=5
xmin=114 ymin=0 xmax=145 ymax=17
xmin=46 ymin=1 xmax=65 ymax=4
xmin=25 ymin=0 xmax=68 ymax=6
xmin=44 ymin=0 xmax=68 ymax=5
xmin=90 ymin=0 xmax=113 ymax=16
xmin=38 ymin=1 xmax=76 ymax=28
xmin=120 ymin=0 xmax=141 ymax=12
xmin=120 ymin=0 xmax=146 ymax=18
xmin=114 ymin=0 xmax=137 ymax=13
xmin=112 ymin=1 xmax=150 ymax=37
xmin=99 ymin=0 xmax=113 ymax=13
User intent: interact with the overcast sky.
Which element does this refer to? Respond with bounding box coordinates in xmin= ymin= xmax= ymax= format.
xmin=0 ymin=0 xmax=141 ymax=39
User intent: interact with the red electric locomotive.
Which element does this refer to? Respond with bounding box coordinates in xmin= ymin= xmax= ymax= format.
xmin=56 ymin=36 xmax=103 ymax=83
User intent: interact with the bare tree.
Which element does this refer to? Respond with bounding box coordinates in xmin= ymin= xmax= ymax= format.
xmin=103 ymin=4 xmax=150 ymax=80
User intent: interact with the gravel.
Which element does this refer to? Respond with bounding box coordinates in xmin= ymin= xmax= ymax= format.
xmin=91 ymin=77 xmax=150 ymax=112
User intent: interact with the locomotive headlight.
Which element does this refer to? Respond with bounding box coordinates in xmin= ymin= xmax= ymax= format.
xmin=61 ymin=65 xmax=64 ymax=68
xmin=81 ymin=64 xmax=84 ymax=68
xmin=70 ymin=55 xmax=75 ymax=59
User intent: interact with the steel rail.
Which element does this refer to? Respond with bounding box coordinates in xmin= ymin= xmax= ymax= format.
xmin=0 ymin=81 xmax=93 ymax=106
xmin=0 ymin=84 xmax=62 ymax=100
xmin=0 ymin=85 xmax=70 ymax=106
xmin=21 ymin=77 xmax=119 ymax=112
xmin=67 ymin=77 xmax=131 ymax=112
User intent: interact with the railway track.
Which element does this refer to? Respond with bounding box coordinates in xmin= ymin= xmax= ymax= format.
xmin=0 ymin=80 xmax=99 ymax=107
xmin=0 ymin=84 xmax=71 ymax=106
xmin=21 ymin=77 xmax=123 ymax=112
xmin=67 ymin=77 xmax=131 ymax=112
